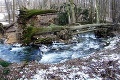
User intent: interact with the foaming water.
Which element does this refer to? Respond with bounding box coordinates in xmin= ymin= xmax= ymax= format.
xmin=0 ymin=44 xmax=40 ymax=63
xmin=39 ymin=32 xmax=105 ymax=63
xmin=0 ymin=32 xmax=108 ymax=63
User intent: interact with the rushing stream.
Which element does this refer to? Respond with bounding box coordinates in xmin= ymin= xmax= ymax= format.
xmin=0 ymin=32 xmax=108 ymax=63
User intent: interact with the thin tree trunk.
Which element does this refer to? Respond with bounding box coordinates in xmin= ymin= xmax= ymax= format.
xmin=43 ymin=0 xmax=50 ymax=9
xmin=69 ymin=0 xmax=76 ymax=24
xmin=89 ymin=0 xmax=93 ymax=23
xmin=5 ymin=0 xmax=11 ymax=24
xmin=111 ymin=0 xmax=116 ymax=23
xmin=95 ymin=0 xmax=100 ymax=23
xmin=13 ymin=0 xmax=15 ymax=22
xmin=66 ymin=5 xmax=71 ymax=24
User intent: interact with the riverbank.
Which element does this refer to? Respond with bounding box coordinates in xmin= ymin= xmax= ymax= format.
xmin=0 ymin=30 xmax=120 ymax=80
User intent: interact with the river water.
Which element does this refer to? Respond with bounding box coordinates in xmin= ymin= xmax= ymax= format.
xmin=0 ymin=32 xmax=108 ymax=63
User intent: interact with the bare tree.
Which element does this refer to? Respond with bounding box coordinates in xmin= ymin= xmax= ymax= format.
xmin=95 ymin=0 xmax=100 ymax=23
xmin=12 ymin=0 xmax=15 ymax=22
xmin=42 ymin=0 xmax=50 ymax=9
xmin=69 ymin=0 xmax=76 ymax=24
xmin=4 ymin=0 xmax=120 ymax=24
xmin=5 ymin=0 xmax=11 ymax=23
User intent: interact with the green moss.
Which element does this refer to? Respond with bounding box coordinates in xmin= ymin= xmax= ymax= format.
xmin=26 ymin=9 xmax=57 ymax=19
xmin=35 ymin=37 xmax=52 ymax=44
xmin=22 ymin=26 xmax=53 ymax=44
xmin=35 ymin=27 xmax=52 ymax=34
xmin=34 ymin=26 xmax=64 ymax=34
xmin=22 ymin=25 xmax=64 ymax=45
xmin=49 ymin=24 xmax=65 ymax=31
xmin=52 ymin=26 xmax=64 ymax=31
xmin=0 ymin=61 xmax=11 ymax=67
xmin=22 ymin=26 xmax=37 ymax=44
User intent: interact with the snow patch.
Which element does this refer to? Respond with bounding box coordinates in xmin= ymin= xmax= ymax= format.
xmin=92 ymin=59 xmax=97 ymax=62
xmin=31 ymin=65 xmax=102 ymax=80
xmin=32 ymin=69 xmax=47 ymax=80
xmin=102 ymin=54 xmax=120 ymax=61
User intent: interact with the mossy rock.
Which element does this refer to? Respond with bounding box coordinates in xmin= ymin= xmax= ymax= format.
xmin=22 ymin=26 xmax=37 ymax=44
xmin=50 ymin=26 xmax=65 ymax=32
xmin=35 ymin=37 xmax=53 ymax=44
xmin=56 ymin=29 xmax=72 ymax=40
xmin=34 ymin=26 xmax=64 ymax=34
xmin=22 ymin=25 xmax=64 ymax=45
xmin=35 ymin=27 xmax=52 ymax=34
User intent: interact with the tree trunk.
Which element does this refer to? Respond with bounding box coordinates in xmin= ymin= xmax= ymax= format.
xmin=111 ymin=0 xmax=116 ymax=23
xmin=95 ymin=0 xmax=100 ymax=23
xmin=66 ymin=4 xmax=71 ymax=24
xmin=89 ymin=0 xmax=94 ymax=23
xmin=5 ymin=0 xmax=11 ymax=24
xmin=43 ymin=0 xmax=50 ymax=9
xmin=69 ymin=0 xmax=76 ymax=24
xmin=68 ymin=12 xmax=71 ymax=24
xmin=12 ymin=0 xmax=15 ymax=22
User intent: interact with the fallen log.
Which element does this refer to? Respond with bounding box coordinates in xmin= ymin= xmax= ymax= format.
xmin=34 ymin=23 xmax=114 ymax=35
xmin=23 ymin=23 xmax=116 ymax=45
xmin=68 ymin=23 xmax=114 ymax=31
xmin=72 ymin=29 xmax=98 ymax=35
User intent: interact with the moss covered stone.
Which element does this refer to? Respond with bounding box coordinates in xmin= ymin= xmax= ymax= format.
xmin=22 ymin=26 xmax=37 ymax=44
xmin=35 ymin=37 xmax=53 ymax=44
xmin=22 ymin=25 xmax=65 ymax=45
xmin=56 ymin=29 xmax=72 ymax=40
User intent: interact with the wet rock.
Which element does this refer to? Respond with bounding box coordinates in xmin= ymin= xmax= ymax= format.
xmin=56 ymin=29 xmax=72 ymax=40
xmin=94 ymin=26 xmax=116 ymax=38
xmin=94 ymin=28 xmax=108 ymax=38
xmin=34 ymin=37 xmax=53 ymax=45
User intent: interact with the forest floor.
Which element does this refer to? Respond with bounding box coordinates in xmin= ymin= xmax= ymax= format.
xmin=0 ymin=31 xmax=120 ymax=80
